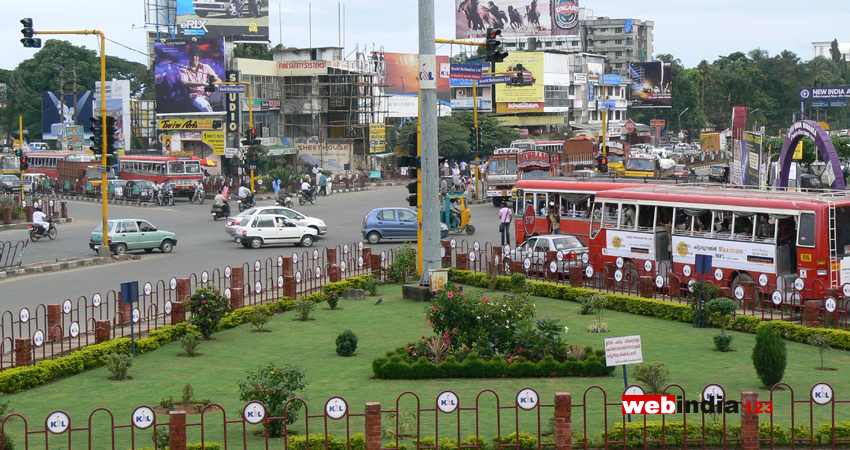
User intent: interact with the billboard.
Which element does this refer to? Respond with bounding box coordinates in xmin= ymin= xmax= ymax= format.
xmin=741 ymin=131 xmax=762 ymax=187
xmin=495 ymin=52 xmax=544 ymax=112
xmin=155 ymin=38 xmax=226 ymax=115
xmin=455 ymin=0 xmax=578 ymax=39
xmin=42 ymin=91 xmax=94 ymax=142
xmin=94 ymin=80 xmax=131 ymax=153
xmin=384 ymin=52 xmax=451 ymax=103
xmin=629 ymin=62 xmax=672 ymax=108
xmin=175 ymin=0 xmax=268 ymax=43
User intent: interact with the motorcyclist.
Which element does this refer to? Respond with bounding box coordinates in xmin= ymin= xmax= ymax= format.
xmin=32 ymin=207 xmax=48 ymax=235
xmin=278 ymin=186 xmax=292 ymax=205
xmin=214 ymin=192 xmax=231 ymax=216
xmin=301 ymin=179 xmax=313 ymax=202
xmin=237 ymin=183 xmax=253 ymax=206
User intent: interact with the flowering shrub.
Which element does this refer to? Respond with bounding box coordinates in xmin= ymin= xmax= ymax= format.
xmin=186 ymin=287 xmax=230 ymax=339
xmin=237 ymin=363 xmax=307 ymax=437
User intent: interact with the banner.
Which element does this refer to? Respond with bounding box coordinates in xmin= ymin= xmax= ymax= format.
xmin=175 ymin=0 xmax=268 ymax=43
xmin=742 ymin=131 xmax=762 ymax=187
xmin=455 ymin=0 xmax=578 ymax=39
xmin=629 ymin=62 xmax=672 ymax=108
xmin=158 ymin=118 xmax=220 ymax=130
xmin=42 ymin=91 xmax=94 ymax=141
xmin=495 ymin=52 xmax=544 ymax=111
xmin=296 ymin=137 xmax=351 ymax=171
xmin=154 ymin=38 xmax=226 ymax=115
xmin=202 ymin=131 xmax=225 ymax=155
xmin=224 ymin=71 xmax=241 ymax=144
xmin=673 ymin=236 xmax=776 ymax=274
xmin=384 ymin=53 xmax=451 ymax=103
xmin=369 ymin=123 xmax=387 ymax=154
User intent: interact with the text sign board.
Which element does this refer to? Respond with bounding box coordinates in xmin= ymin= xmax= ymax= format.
xmin=120 ymin=281 xmax=139 ymax=304
xmin=695 ymin=254 xmax=713 ymax=275
xmin=450 ymin=64 xmax=482 ymax=80
xmin=650 ymin=119 xmax=666 ymax=127
xmin=798 ymin=86 xmax=850 ymax=100
xmin=217 ymin=85 xmax=245 ymax=93
xmin=603 ymin=335 xmax=643 ymax=367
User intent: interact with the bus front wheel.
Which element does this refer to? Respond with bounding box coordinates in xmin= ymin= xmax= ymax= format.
xmin=492 ymin=197 xmax=502 ymax=207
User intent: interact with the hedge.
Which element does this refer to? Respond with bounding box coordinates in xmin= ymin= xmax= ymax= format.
xmin=132 ymin=443 xmax=221 ymax=450
xmin=288 ymin=433 xmax=366 ymax=450
xmin=448 ymin=269 xmax=850 ymax=351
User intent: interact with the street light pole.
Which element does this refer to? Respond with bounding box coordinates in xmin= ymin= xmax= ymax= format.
xmin=750 ymin=108 xmax=760 ymax=132
xmin=677 ymin=107 xmax=689 ymax=140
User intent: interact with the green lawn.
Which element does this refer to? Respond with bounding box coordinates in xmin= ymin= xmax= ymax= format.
xmin=4 ymin=283 xmax=849 ymax=449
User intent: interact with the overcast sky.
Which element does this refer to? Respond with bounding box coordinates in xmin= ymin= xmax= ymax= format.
xmin=3 ymin=0 xmax=848 ymax=72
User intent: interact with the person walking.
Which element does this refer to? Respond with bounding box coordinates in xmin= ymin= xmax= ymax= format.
xmin=272 ymin=178 xmax=281 ymax=199
xmin=319 ymin=172 xmax=328 ymax=196
xmin=499 ymin=204 xmax=512 ymax=247
xmin=549 ymin=205 xmax=560 ymax=234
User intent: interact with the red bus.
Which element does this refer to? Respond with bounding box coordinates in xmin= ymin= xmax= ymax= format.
xmin=23 ymin=152 xmax=97 ymax=179
xmin=117 ymin=156 xmax=203 ymax=197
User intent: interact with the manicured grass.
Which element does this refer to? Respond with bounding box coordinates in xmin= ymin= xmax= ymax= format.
xmin=4 ymin=283 xmax=850 ymax=449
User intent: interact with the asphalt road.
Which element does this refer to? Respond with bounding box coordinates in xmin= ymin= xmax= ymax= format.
xmin=0 ymin=186 xmax=504 ymax=312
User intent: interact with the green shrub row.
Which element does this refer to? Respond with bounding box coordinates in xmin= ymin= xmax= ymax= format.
xmin=448 ymin=269 xmax=850 ymax=351
xmin=372 ymin=352 xmax=614 ymax=379
xmin=288 ymin=432 xmax=366 ymax=450
xmin=218 ymin=296 xmax=296 ymax=330
xmin=132 ymin=443 xmax=221 ymax=450
xmin=288 ymin=432 xmax=544 ymax=450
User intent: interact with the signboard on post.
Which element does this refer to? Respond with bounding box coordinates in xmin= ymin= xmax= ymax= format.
xmin=604 ymin=335 xmax=643 ymax=367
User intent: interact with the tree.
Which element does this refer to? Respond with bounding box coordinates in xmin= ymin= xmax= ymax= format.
xmin=751 ymin=324 xmax=787 ymax=387
xmin=830 ymin=39 xmax=843 ymax=63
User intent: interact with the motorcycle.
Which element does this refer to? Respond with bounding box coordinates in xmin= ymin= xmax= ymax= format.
xmin=276 ymin=195 xmax=294 ymax=209
xmin=191 ymin=185 xmax=205 ymax=204
xmin=237 ymin=194 xmax=255 ymax=212
xmin=299 ymin=187 xmax=317 ymax=206
xmin=29 ymin=218 xmax=57 ymax=241
xmin=211 ymin=202 xmax=231 ymax=221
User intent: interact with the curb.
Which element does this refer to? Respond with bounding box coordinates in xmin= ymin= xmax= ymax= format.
xmin=0 ymin=217 xmax=74 ymax=232
xmin=0 ymin=254 xmax=141 ymax=280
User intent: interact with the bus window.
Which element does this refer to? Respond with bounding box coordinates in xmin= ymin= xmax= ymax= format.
xmin=536 ymin=193 xmax=547 ymax=216
xmin=590 ymin=203 xmax=604 ymax=238
xmin=620 ymin=204 xmax=636 ymax=229
xmin=168 ymin=161 xmax=184 ymax=174
xmin=835 ymin=207 xmax=850 ymax=256
xmin=797 ymin=213 xmax=815 ymax=248
xmin=185 ymin=161 xmax=201 ymax=174
xmin=638 ymin=205 xmax=654 ymax=230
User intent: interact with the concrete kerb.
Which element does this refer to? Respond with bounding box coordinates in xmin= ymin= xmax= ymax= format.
xmin=0 ymin=254 xmax=140 ymax=280
xmin=0 ymin=217 xmax=74 ymax=232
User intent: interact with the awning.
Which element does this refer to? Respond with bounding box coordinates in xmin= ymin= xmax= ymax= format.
xmin=200 ymin=159 xmax=217 ymax=167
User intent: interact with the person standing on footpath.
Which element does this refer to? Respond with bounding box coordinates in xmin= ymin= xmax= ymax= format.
xmin=499 ymin=204 xmax=512 ymax=247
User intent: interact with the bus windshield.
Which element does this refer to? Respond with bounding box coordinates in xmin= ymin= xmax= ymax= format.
xmin=607 ymin=155 xmax=624 ymax=164
xmin=520 ymin=169 xmax=550 ymax=180
xmin=1 ymin=156 xmax=20 ymax=171
xmin=489 ymin=158 xmax=518 ymax=175
xmin=626 ymin=159 xmax=655 ymax=171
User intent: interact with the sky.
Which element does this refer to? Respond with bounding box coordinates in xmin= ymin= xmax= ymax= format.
xmin=2 ymin=0 xmax=849 ymax=72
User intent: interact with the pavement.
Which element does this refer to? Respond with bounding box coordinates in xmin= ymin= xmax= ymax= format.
xmin=0 ymin=252 xmax=139 ymax=280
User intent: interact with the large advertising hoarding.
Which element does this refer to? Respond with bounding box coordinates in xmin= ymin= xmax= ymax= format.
xmin=175 ymin=0 xmax=268 ymax=43
xmin=629 ymin=62 xmax=672 ymax=108
xmin=155 ymin=38 xmax=226 ymax=115
xmin=455 ymin=0 xmax=579 ymax=39
xmin=384 ymin=52 xmax=451 ymax=103
xmin=741 ymin=131 xmax=762 ymax=187
xmin=94 ymin=80 xmax=131 ymax=153
xmin=42 ymin=91 xmax=94 ymax=143
xmin=495 ymin=52 xmax=544 ymax=112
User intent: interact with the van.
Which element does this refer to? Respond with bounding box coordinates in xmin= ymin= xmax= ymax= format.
xmin=28 ymin=142 xmax=48 ymax=151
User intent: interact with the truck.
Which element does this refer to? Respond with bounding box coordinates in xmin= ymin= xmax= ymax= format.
xmin=484 ymin=148 xmax=521 ymax=207
xmin=623 ymin=154 xmax=676 ymax=178
xmin=561 ymin=137 xmax=595 ymax=172
xmin=58 ymin=159 xmax=116 ymax=193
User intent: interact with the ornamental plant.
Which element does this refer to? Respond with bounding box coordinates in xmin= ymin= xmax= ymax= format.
xmin=752 ymin=324 xmax=787 ymax=387
xmin=237 ymin=363 xmax=307 ymax=437
xmin=706 ymin=297 xmax=737 ymax=352
xmin=186 ymin=287 xmax=230 ymax=339
xmin=180 ymin=325 xmax=203 ymax=356
xmin=335 ymin=330 xmax=358 ymax=357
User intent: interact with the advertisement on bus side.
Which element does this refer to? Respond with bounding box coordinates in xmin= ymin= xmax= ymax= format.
xmin=673 ymin=237 xmax=776 ymax=274
xmin=605 ymin=232 xmax=655 ymax=259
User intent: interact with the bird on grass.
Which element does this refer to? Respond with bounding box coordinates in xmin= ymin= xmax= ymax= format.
xmin=375 ymin=297 xmax=383 ymax=305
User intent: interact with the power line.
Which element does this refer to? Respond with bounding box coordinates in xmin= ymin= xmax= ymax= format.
xmin=104 ymin=37 xmax=149 ymax=58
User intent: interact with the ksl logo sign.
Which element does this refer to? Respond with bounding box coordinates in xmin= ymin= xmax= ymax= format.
xmin=132 ymin=406 xmax=155 ymax=429
xmin=325 ymin=397 xmax=347 ymax=420
xmin=46 ymin=411 xmax=70 ymax=434
xmin=516 ymin=388 xmax=539 ymax=411
xmin=812 ymin=383 xmax=833 ymax=405
xmin=437 ymin=391 xmax=459 ymax=413
xmin=243 ymin=401 xmax=266 ymax=424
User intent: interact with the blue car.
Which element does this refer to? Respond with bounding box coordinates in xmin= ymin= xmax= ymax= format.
xmin=362 ymin=207 xmax=449 ymax=244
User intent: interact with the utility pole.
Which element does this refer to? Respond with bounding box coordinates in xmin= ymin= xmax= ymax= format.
xmin=418 ymin=0 xmax=439 ymax=284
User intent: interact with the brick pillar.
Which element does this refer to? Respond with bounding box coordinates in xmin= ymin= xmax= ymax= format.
xmin=717 ymin=287 xmax=731 ymax=300
xmin=329 ymin=265 xmax=341 ymax=282
xmin=95 ymin=320 xmax=111 ymax=343
xmin=282 ymin=256 xmax=294 ymax=277
xmin=327 ymin=248 xmax=337 ymax=266
xmin=119 ymin=296 xmax=131 ymax=325
xmin=283 ymin=277 xmax=296 ymax=299
xmin=442 ymin=240 xmax=452 ymax=266
xmin=25 ymin=205 xmax=33 ymax=222
xmin=669 ymin=277 xmax=681 ymax=299
xmin=170 ymin=302 xmax=185 ymax=325
xmin=742 ymin=281 xmax=756 ymax=310
xmin=554 ymin=393 xmax=572 ymax=450
xmin=371 ymin=254 xmax=382 ymax=276
xmin=741 ymin=391 xmax=759 ymax=450
xmin=169 ymin=411 xmax=187 ymax=450
xmin=47 ymin=304 xmax=62 ymax=341
xmin=804 ymin=300 xmax=821 ymax=327
xmin=365 ymin=402 xmax=382 ymax=450
xmin=362 ymin=248 xmax=372 ymax=272
xmin=457 ymin=253 xmax=469 ymax=271
xmin=60 ymin=201 xmax=68 ymax=218
xmin=231 ymin=266 xmax=244 ymax=290
xmin=176 ymin=278 xmax=191 ymax=302
xmin=14 ymin=338 xmax=33 ymax=367
xmin=639 ymin=276 xmax=654 ymax=298
xmin=511 ymin=260 xmax=525 ymax=274
xmin=569 ymin=266 xmax=583 ymax=287
xmin=230 ymin=288 xmax=244 ymax=310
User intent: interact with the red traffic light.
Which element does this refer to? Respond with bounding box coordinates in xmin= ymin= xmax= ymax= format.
xmin=601 ymin=157 xmax=607 ymax=165
xmin=487 ymin=28 xmax=501 ymax=40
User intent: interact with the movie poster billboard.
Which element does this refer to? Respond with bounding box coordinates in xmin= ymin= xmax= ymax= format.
xmin=42 ymin=91 xmax=94 ymax=142
xmin=155 ymin=38 xmax=226 ymax=115
xmin=629 ymin=62 xmax=672 ymax=108
xmin=495 ymin=52 xmax=544 ymax=112
xmin=175 ymin=0 xmax=268 ymax=43
xmin=455 ymin=0 xmax=578 ymax=39
xmin=383 ymin=52 xmax=451 ymax=103
xmin=742 ymin=131 xmax=762 ymax=187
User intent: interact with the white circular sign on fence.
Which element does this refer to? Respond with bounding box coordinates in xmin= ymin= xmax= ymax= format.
xmin=555 ymin=251 xmax=564 ymax=262
xmin=734 ymin=286 xmax=745 ymax=300
xmin=758 ymin=274 xmax=769 ymax=287
xmin=550 ymin=261 xmax=558 ymax=273
xmin=615 ymin=257 xmax=624 ymax=269
xmin=49 ymin=200 xmax=54 ymax=207
xmin=69 ymin=321 xmax=80 ymax=338
xmin=381 ymin=251 xmax=386 ymax=262
xmin=644 ymin=260 xmax=653 ymax=272
xmin=46 ymin=411 xmax=70 ymax=434
xmin=504 ymin=244 xmax=511 ymax=255
xmin=295 ymin=271 xmax=302 ymax=283
xmin=62 ymin=299 xmax=72 ymax=315
xmin=313 ymin=249 xmax=319 ymax=260
xmin=358 ymin=256 xmax=364 ymax=267
xmin=254 ymin=281 xmax=262 ymax=294
xmin=469 ymin=251 xmax=476 ymax=263
xmin=714 ymin=268 xmax=723 ymax=281
xmin=825 ymin=297 xmax=837 ymax=313
xmin=225 ymin=266 xmax=232 ymax=277
xmin=516 ymin=388 xmax=539 ymax=411
xmin=255 ymin=260 xmax=261 ymax=272
xmin=702 ymin=384 xmax=725 ymax=405
xmin=440 ymin=246 xmax=446 ymax=258
xmin=170 ymin=277 xmax=177 ymax=290
xmin=624 ymin=385 xmax=646 ymax=397
xmin=224 ymin=288 xmax=231 ymax=299
xmin=581 ymin=253 xmax=589 ymax=265
xmin=358 ymin=242 xmax=364 ymax=251
xmin=92 ymin=293 xmax=102 ymax=307
xmin=843 ymin=283 xmax=850 ymax=298
xmin=131 ymin=406 xmax=155 ymax=429
xmin=342 ymin=244 xmax=349 ymax=255
xmin=585 ymin=265 xmax=594 ymax=278
xmin=683 ymin=265 xmax=692 ymax=277
xmin=523 ymin=258 xmax=531 ymax=270
xmin=437 ymin=391 xmax=460 ymax=413
xmin=614 ymin=269 xmax=623 ymax=282
xmin=325 ymin=397 xmax=347 ymax=420
xmin=292 ymin=253 xmax=298 ymax=264
xmin=278 ymin=256 xmax=283 ymax=267
xmin=278 ymin=276 xmax=284 ymax=288
xmin=243 ymin=401 xmax=266 ymax=424
xmin=19 ymin=308 xmax=29 ymax=323
xmin=688 ymin=279 xmax=697 ymax=292
xmin=165 ymin=301 xmax=173 ymax=315
xmin=201 ymin=271 xmax=209 ymax=283
xmin=132 ymin=308 xmax=140 ymax=323
xmin=316 ymin=267 xmax=322 ymax=278
xmin=450 ymin=239 xmax=457 ymax=249
xmin=144 ymin=282 xmax=152 ymax=296
xmin=33 ymin=330 xmax=44 ymax=347
xmin=812 ymin=383 xmax=834 ymax=405
xmin=655 ymin=275 xmax=664 ymax=288
xmin=772 ymin=290 xmax=783 ymax=306
xmin=473 ymin=241 xmax=480 ymax=251
xmin=340 ymin=261 xmax=346 ymax=272
xmin=794 ymin=277 xmax=805 ymax=291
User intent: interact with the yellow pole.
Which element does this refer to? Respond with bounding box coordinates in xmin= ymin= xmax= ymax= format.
xmin=601 ymin=74 xmax=607 ymax=163
xmin=19 ymin=117 xmax=24 ymax=202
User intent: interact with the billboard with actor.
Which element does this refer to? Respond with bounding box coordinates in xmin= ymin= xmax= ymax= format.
xmin=155 ymin=38 xmax=226 ymax=115
xmin=455 ymin=0 xmax=578 ymax=39
xmin=42 ymin=91 xmax=94 ymax=142
xmin=629 ymin=61 xmax=672 ymax=108
xmin=175 ymin=0 xmax=268 ymax=43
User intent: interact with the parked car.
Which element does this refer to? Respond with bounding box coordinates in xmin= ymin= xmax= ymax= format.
xmin=232 ymin=214 xmax=317 ymax=249
xmin=89 ymin=219 xmax=177 ymax=255
xmin=508 ymin=234 xmax=588 ymax=276
xmin=0 ymin=174 xmax=22 ymax=193
xmin=224 ymin=206 xmax=327 ymax=237
xmin=673 ymin=165 xmax=689 ymax=178
xmin=362 ymin=207 xmax=449 ymax=244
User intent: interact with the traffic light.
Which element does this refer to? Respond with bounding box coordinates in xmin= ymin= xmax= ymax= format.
xmin=596 ymin=155 xmax=608 ymax=173
xmin=241 ymin=129 xmax=251 ymax=146
xmin=476 ymin=126 xmax=482 ymax=149
xmin=20 ymin=156 xmax=28 ymax=171
xmin=104 ymin=116 xmax=119 ymax=155
xmin=14 ymin=148 xmax=21 ymax=158
xmin=90 ymin=116 xmax=104 ymax=154
xmin=485 ymin=28 xmax=508 ymax=63
xmin=406 ymin=180 xmax=418 ymax=207
xmin=406 ymin=132 xmax=419 ymax=179
xmin=251 ymin=128 xmax=261 ymax=146
xmin=204 ymin=75 xmax=216 ymax=94
xmin=20 ymin=18 xmax=41 ymax=48
xmin=510 ymin=64 xmax=526 ymax=86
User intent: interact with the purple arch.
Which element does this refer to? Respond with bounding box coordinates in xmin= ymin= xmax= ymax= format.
xmin=777 ymin=120 xmax=845 ymax=190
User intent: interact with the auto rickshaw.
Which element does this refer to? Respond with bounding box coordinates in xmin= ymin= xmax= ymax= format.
xmin=440 ymin=193 xmax=475 ymax=235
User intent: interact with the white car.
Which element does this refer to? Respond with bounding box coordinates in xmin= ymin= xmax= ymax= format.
xmin=224 ymin=206 xmax=327 ymax=237
xmin=508 ymin=234 xmax=588 ymax=276
xmin=233 ymin=215 xmax=318 ymax=249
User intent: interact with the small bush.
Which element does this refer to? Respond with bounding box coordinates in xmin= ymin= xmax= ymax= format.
xmin=104 ymin=352 xmax=133 ymax=380
xmin=182 ymin=383 xmax=195 ymax=405
xmin=808 ymin=333 xmax=831 ymax=370
xmin=152 ymin=428 xmax=169 ymax=450
xmin=293 ymin=298 xmax=316 ymax=321
xmin=159 ymin=396 xmax=174 ymax=411
xmin=713 ymin=334 xmax=734 ymax=352
xmin=185 ymin=287 xmax=230 ymax=339
xmin=705 ymin=297 xmax=737 ymax=334
xmin=364 ymin=276 xmax=379 ymax=296
xmin=632 ymin=362 xmax=670 ymax=394
xmin=578 ymin=295 xmax=594 ymax=315
xmin=180 ymin=325 xmax=203 ymax=356
xmin=237 ymin=364 xmax=307 ymax=437
xmin=249 ymin=309 xmax=271 ymax=331
xmin=586 ymin=294 xmax=609 ymax=333
xmin=388 ymin=244 xmax=417 ymax=284
xmin=687 ymin=282 xmax=722 ymax=326
xmin=509 ymin=273 xmax=529 ymax=294
xmin=752 ymin=324 xmax=787 ymax=387
xmin=327 ymin=291 xmax=339 ymax=310
xmin=336 ymin=330 xmax=358 ymax=356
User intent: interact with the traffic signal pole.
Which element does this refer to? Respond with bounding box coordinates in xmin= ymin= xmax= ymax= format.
xmin=418 ymin=0 xmax=440 ymax=284
xmin=19 ymin=117 xmax=24 ymax=202
xmin=214 ymin=81 xmax=254 ymax=191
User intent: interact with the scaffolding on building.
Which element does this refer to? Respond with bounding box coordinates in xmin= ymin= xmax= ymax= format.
xmin=144 ymin=0 xmax=177 ymax=39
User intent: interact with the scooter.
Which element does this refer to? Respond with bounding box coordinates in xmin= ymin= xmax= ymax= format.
xmin=211 ymin=202 xmax=231 ymax=221
xmin=29 ymin=218 xmax=57 ymax=241
xmin=299 ymin=188 xmax=317 ymax=206
xmin=191 ymin=185 xmax=205 ymax=204
xmin=276 ymin=195 xmax=293 ymax=209
xmin=237 ymin=194 xmax=255 ymax=212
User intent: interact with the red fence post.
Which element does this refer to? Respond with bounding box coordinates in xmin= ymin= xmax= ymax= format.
xmin=14 ymin=338 xmax=33 ymax=367
xmin=169 ymin=410 xmax=188 ymax=450
xmin=329 ymin=265 xmax=341 ymax=282
xmin=95 ymin=320 xmax=111 ymax=343
xmin=639 ymin=276 xmax=654 ymax=298
xmin=569 ymin=266 xmax=583 ymax=287
xmin=119 ymin=294 xmax=131 ymax=325
xmin=740 ymin=391 xmax=759 ymax=450
xmin=668 ymin=277 xmax=681 ymax=299
xmin=362 ymin=248 xmax=372 ymax=271
xmin=365 ymin=402 xmax=382 ymax=450
xmin=47 ymin=304 xmax=62 ymax=341
xmin=230 ymin=287 xmax=244 ymax=310
xmin=441 ymin=240 xmax=451 ymax=266
xmin=283 ymin=276 xmax=296 ymax=299
xmin=171 ymin=302 xmax=186 ymax=325
xmin=231 ymin=266 xmax=244 ymax=290
xmin=804 ymin=300 xmax=821 ymax=327
xmin=742 ymin=280 xmax=756 ymax=310
xmin=456 ymin=253 xmax=469 ymax=271
xmin=370 ymin=254 xmax=382 ymax=277
xmin=554 ymin=392 xmax=572 ymax=450
xmin=282 ymin=257 xmax=293 ymax=277
xmin=327 ymin=248 xmax=337 ymax=266
xmin=176 ymin=278 xmax=191 ymax=302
